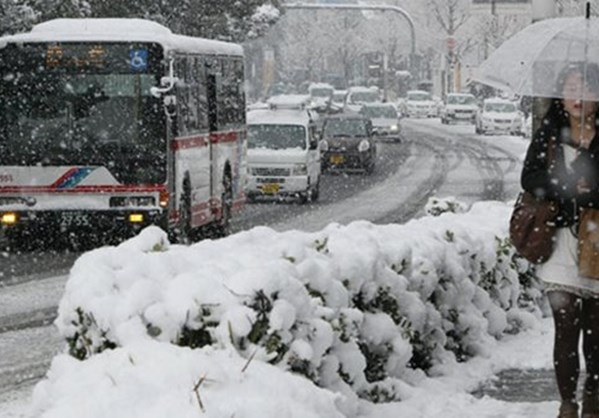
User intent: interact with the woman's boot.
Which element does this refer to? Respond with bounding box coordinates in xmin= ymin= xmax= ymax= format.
xmin=582 ymin=391 xmax=599 ymax=418
xmin=558 ymin=401 xmax=579 ymax=418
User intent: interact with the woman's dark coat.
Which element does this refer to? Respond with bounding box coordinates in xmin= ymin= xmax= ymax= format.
xmin=521 ymin=111 xmax=599 ymax=227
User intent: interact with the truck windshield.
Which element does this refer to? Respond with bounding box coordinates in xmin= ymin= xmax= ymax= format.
xmin=485 ymin=103 xmax=517 ymax=113
xmin=323 ymin=118 xmax=368 ymax=137
xmin=248 ymin=125 xmax=307 ymax=150
xmin=447 ymin=95 xmax=476 ymax=105
xmin=360 ymin=106 xmax=397 ymax=119
xmin=0 ymin=42 xmax=166 ymax=184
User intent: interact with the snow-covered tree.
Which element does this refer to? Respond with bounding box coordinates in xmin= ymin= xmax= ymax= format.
xmin=84 ymin=0 xmax=282 ymax=43
xmin=1 ymin=0 xmax=281 ymax=42
xmin=0 ymin=0 xmax=37 ymax=35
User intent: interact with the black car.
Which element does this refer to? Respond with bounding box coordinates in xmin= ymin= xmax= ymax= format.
xmin=319 ymin=113 xmax=377 ymax=174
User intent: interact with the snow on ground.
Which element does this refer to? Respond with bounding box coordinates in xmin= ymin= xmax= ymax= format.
xmin=2 ymin=202 xmax=560 ymax=417
xmin=0 ymin=118 xmax=554 ymax=417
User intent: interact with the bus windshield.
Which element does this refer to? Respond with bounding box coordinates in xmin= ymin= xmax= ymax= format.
xmin=0 ymin=42 xmax=166 ymax=184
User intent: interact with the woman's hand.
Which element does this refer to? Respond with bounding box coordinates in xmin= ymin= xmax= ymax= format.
xmin=577 ymin=177 xmax=591 ymax=194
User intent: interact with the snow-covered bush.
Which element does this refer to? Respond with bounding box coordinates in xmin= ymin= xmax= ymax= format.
xmin=424 ymin=196 xmax=469 ymax=216
xmin=54 ymin=200 xmax=541 ymax=406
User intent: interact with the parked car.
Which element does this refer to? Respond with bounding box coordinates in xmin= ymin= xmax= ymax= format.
xmin=475 ymin=98 xmax=524 ymax=135
xmin=246 ymin=95 xmax=321 ymax=203
xmin=320 ymin=113 xmax=377 ymax=174
xmin=344 ymin=86 xmax=381 ymax=113
xmin=440 ymin=93 xmax=478 ymax=124
xmin=404 ymin=90 xmax=437 ymax=118
xmin=359 ymin=103 xmax=401 ymax=141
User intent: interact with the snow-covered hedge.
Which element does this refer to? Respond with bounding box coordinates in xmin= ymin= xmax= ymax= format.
xmin=50 ymin=201 xmax=544 ymax=410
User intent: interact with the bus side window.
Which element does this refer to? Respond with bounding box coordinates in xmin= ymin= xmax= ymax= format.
xmin=205 ymin=57 xmax=219 ymax=133
xmin=233 ymin=59 xmax=246 ymax=125
xmin=218 ymin=58 xmax=245 ymax=129
xmin=175 ymin=56 xmax=191 ymax=137
xmin=192 ymin=56 xmax=209 ymax=132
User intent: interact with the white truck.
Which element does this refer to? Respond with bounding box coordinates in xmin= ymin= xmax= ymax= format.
xmin=246 ymin=95 xmax=321 ymax=203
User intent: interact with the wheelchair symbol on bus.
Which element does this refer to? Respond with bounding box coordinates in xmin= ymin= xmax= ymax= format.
xmin=129 ymin=49 xmax=148 ymax=71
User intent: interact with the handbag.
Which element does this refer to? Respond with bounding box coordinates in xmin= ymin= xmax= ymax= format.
xmin=509 ymin=191 xmax=558 ymax=264
xmin=578 ymin=208 xmax=599 ymax=279
xmin=509 ymin=135 xmax=559 ymax=264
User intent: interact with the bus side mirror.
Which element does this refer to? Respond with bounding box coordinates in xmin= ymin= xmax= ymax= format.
xmin=150 ymin=58 xmax=179 ymax=98
xmin=163 ymin=95 xmax=176 ymax=117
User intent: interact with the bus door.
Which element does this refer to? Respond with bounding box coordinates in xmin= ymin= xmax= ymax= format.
xmin=164 ymin=88 xmax=177 ymax=220
xmin=206 ymin=59 xmax=219 ymax=205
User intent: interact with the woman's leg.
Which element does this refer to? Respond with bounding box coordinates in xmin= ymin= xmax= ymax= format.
xmin=581 ymin=296 xmax=599 ymax=416
xmin=582 ymin=297 xmax=599 ymax=394
xmin=548 ymin=290 xmax=583 ymax=404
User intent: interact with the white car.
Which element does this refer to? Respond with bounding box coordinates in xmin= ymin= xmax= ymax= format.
xmin=308 ymin=82 xmax=334 ymax=111
xmin=359 ymin=103 xmax=401 ymax=141
xmin=331 ymin=89 xmax=347 ymax=108
xmin=246 ymin=95 xmax=321 ymax=203
xmin=404 ymin=90 xmax=437 ymax=118
xmin=475 ymin=98 xmax=524 ymax=135
xmin=440 ymin=93 xmax=478 ymax=125
xmin=344 ymin=86 xmax=381 ymax=113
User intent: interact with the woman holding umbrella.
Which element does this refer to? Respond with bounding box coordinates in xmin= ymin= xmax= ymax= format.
xmin=522 ymin=62 xmax=599 ymax=418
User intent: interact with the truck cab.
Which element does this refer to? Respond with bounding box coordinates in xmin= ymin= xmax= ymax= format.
xmin=245 ymin=95 xmax=321 ymax=203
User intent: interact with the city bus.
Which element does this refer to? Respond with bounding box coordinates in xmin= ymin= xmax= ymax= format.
xmin=0 ymin=18 xmax=247 ymax=247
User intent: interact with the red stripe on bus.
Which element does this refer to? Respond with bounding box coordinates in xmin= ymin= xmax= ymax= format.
xmin=172 ymin=131 xmax=241 ymax=150
xmin=0 ymin=185 xmax=166 ymax=193
xmin=210 ymin=131 xmax=239 ymax=144
xmin=172 ymin=135 xmax=210 ymax=150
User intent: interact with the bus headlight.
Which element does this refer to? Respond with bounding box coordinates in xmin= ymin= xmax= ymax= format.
xmin=1 ymin=212 xmax=17 ymax=225
xmin=294 ymin=163 xmax=307 ymax=175
xmin=129 ymin=213 xmax=144 ymax=223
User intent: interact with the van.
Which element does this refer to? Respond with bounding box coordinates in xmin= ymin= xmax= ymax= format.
xmin=246 ymin=95 xmax=321 ymax=203
xmin=440 ymin=93 xmax=478 ymax=124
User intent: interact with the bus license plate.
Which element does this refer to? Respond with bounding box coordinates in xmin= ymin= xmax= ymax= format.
xmin=60 ymin=212 xmax=91 ymax=228
xmin=261 ymin=183 xmax=280 ymax=194
xmin=330 ymin=154 xmax=345 ymax=165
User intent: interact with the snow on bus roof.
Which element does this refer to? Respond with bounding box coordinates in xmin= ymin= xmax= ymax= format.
xmin=0 ymin=18 xmax=243 ymax=57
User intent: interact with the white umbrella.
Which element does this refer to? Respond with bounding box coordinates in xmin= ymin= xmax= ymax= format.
xmin=471 ymin=13 xmax=599 ymax=99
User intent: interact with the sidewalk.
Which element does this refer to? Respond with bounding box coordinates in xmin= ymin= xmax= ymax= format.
xmin=476 ymin=368 xmax=559 ymax=402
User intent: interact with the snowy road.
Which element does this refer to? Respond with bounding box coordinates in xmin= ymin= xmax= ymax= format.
xmin=0 ymin=118 xmax=531 ymax=415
